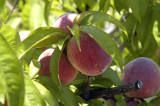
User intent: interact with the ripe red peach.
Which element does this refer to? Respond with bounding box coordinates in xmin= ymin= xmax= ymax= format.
xmin=67 ymin=32 xmax=113 ymax=76
xmin=38 ymin=48 xmax=77 ymax=84
xmin=122 ymin=57 xmax=160 ymax=99
xmin=52 ymin=13 xmax=78 ymax=34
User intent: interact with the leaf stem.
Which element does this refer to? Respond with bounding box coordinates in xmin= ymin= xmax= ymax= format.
xmin=84 ymin=76 xmax=93 ymax=100
xmin=5 ymin=0 xmax=19 ymax=24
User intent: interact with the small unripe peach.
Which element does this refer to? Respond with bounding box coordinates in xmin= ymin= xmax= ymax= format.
xmin=67 ymin=32 xmax=112 ymax=76
xmin=122 ymin=57 xmax=160 ymax=98
xmin=38 ymin=48 xmax=77 ymax=84
xmin=52 ymin=13 xmax=78 ymax=34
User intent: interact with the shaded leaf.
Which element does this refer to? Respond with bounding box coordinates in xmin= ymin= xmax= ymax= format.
xmin=99 ymin=0 xmax=110 ymax=12
xmin=102 ymin=68 xmax=122 ymax=86
xmin=50 ymin=35 xmax=69 ymax=89
xmin=39 ymin=76 xmax=78 ymax=106
xmin=129 ymin=0 xmax=141 ymax=22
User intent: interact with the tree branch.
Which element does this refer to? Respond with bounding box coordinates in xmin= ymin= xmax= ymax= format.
xmin=81 ymin=80 xmax=143 ymax=101
xmin=5 ymin=0 xmax=19 ymax=24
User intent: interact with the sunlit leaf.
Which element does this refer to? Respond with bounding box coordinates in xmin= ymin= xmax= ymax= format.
xmin=44 ymin=0 xmax=53 ymax=25
xmin=0 ymin=33 xmax=24 ymax=106
xmin=16 ymin=27 xmax=67 ymax=59
xmin=74 ymin=11 xmax=128 ymax=40
xmin=0 ymin=0 xmax=6 ymax=28
xmin=33 ymin=81 xmax=59 ymax=106
xmin=29 ymin=0 xmax=45 ymax=30
xmin=0 ymin=24 xmax=21 ymax=49
xmin=24 ymin=75 xmax=46 ymax=106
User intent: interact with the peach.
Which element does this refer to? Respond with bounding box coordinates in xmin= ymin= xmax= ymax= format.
xmin=67 ymin=32 xmax=113 ymax=76
xmin=122 ymin=57 xmax=160 ymax=99
xmin=52 ymin=13 xmax=78 ymax=34
xmin=38 ymin=48 xmax=77 ymax=84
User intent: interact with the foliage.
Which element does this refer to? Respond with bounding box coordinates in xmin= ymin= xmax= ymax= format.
xmin=0 ymin=0 xmax=160 ymax=106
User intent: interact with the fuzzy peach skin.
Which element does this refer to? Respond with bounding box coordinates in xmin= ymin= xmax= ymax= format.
xmin=122 ymin=57 xmax=160 ymax=99
xmin=52 ymin=13 xmax=78 ymax=34
xmin=38 ymin=48 xmax=77 ymax=84
xmin=67 ymin=32 xmax=113 ymax=76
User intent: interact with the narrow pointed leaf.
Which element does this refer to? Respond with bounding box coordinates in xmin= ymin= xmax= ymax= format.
xmin=102 ymin=68 xmax=122 ymax=86
xmin=39 ymin=76 xmax=78 ymax=106
xmin=16 ymin=27 xmax=67 ymax=59
xmin=0 ymin=33 xmax=24 ymax=106
xmin=33 ymin=81 xmax=59 ymax=106
xmin=24 ymin=75 xmax=46 ymax=106
xmin=78 ymin=11 xmax=128 ymax=39
xmin=50 ymin=35 xmax=69 ymax=89
xmin=44 ymin=0 xmax=53 ymax=25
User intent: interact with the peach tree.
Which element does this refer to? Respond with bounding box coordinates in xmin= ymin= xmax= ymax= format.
xmin=0 ymin=0 xmax=160 ymax=106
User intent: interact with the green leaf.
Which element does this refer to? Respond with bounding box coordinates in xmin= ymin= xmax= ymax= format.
xmin=128 ymin=0 xmax=149 ymax=22
xmin=99 ymin=0 xmax=110 ymax=12
xmin=80 ymin=25 xmax=123 ymax=72
xmin=0 ymin=0 xmax=6 ymax=28
xmin=0 ymin=0 xmax=6 ymax=14
xmin=129 ymin=0 xmax=141 ymax=22
xmin=33 ymin=81 xmax=59 ymax=106
xmin=76 ymin=11 xmax=128 ymax=39
xmin=0 ymin=24 xmax=21 ymax=49
xmin=115 ymin=95 xmax=125 ymax=106
xmin=73 ymin=11 xmax=94 ymax=25
xmin=29 ymin=59 xmax=40 ymax=79
xmin=49 ymin=34 xmax=69 ymax=88
xmin=0 ymin=33 xmax=24 ymax=106
xmin=29 ymin=0 xmax=45 ymax=30
xmin=39 ymin=76 xmax=78 ymax=106
xmin=49 ymin=47 xmax=62 ymax=89
xmin=74 ymin=0 xmax=86 ymax=12
xmin=153 ymin=4 xmax=160 ymax=48
xmin=24 ymin=75 xmax=46 ymax=106
xmin=16 ymin=27 xmax=67 ymax=59
xmin=92 ymin=76 xmax=113 ymax=88
xmin=22 ymin=0 xmax=45 ymax=30
xmin=0 ymin=75 xmax=4 ymax=104
xmin=113 ymin=0 xmax=123 ymax=13
xmin=102 ymin=68 xmax=122 ymax=86
xmin=68 ymin=25 xmax=81 ymax=51
xmin=22 ymin=4 xmax=30 ymax=29
xmin=44 ymin=0 xmax=53 ymax=26
xmin=86 ymin=0 xmax=95 ymax=9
